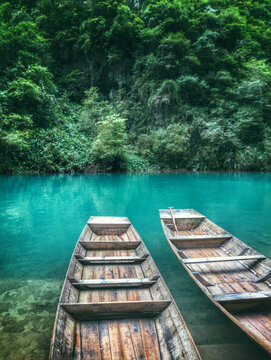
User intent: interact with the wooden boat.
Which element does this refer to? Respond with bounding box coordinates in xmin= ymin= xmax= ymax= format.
xmin=49 ymin=216 xmax=201 ymax=360
xmin=160 ymin=208 xmax=271 ymax=354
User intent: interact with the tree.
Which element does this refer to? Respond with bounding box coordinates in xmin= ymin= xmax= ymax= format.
xmin=235 ymin=59 xmax=271 ymax=144
xmin=92 ymin=114 xmax=127 ymax=170
xmin=80 ymin=87 xmax=113 ymax=137
xmin=6 ymin=66 xmax=56 ymax=127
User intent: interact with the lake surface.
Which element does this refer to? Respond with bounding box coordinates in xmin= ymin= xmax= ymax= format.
xmin=0 ymin=173 xmax=271 ymax=360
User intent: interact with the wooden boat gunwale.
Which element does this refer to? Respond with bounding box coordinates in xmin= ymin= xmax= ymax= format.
xmin=159 ymin=208 xmax=271 ymax=355
xmin=49 ymin=215 xmax=201 ymax=360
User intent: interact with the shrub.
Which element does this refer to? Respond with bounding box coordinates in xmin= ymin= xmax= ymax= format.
xmin=92 ymin=114 xmax=128 ymax=170
xmin=137 ymin=124 xmax=190 ymax=168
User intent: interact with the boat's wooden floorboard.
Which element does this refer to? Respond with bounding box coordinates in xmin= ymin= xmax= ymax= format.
xmin=87 ymin=233 xmax=135 ymax=243
xmin=187 ymin=244 xmax=271 ymax=352
xmin=80 ymin=235 xmax=154 ymax=303
xmin=183 ymin=247 xmax=261 ymax=284
xmin=64 ymin=318 xmax=161 ymax=360
xmin=59 ymin=232 xmax=163 ymax=359
xmin=86 ymin=249 xmax=137 ymax=257
xmin=172 ymin=227 xmax=218 ymax=237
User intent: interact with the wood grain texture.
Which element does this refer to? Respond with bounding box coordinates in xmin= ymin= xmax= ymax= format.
xmin=60 ymin=300 xmax=171 ymax=320
xmin=80 ymin=240 xmax=141 ymax=250
xmin=77 ymin=254 xmax=149 ymax=264
xmin=182 ymin=254 xmax=266 ymax=264
xmin=71 ymin=277 xmax=159 ymax=289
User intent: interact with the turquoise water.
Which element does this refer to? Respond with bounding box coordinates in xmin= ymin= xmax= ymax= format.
xmin=0 ymin=173 xmax=271 ymax=359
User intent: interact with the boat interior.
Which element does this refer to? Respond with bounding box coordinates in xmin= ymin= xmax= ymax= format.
xmin=50 ymin=216 xmax=200 ymax=360
xmin=160 ymin=208 xmax=271 ymax=352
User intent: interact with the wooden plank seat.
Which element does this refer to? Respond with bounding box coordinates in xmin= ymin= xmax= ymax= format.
xmin=88 ymin=216 xmax=131 ymax=226
xmin=191 ymin=272 xmax=214 ymax=287
xmin=170 ymin=234 xmax=232 ymax=241
xmin=75 ymin=253 xmax=149 ymax=264
xmin=88 ymin=216 xmax=131 ymax=234
xmin=159 ymin=209 xmax=205 ymax=220
xmin=60 ymin=300 xmax=171 ymax=320
xmin=171 ymin=234 xmax=232 ymax=248
xmin=68 ymin=275 xmax=160 ymax=289
xmin=182 ymin=254 xmax=266 ymax=265
xmin=255 ymin=270 xmax=271 ymax=283
xmin=213 ymin=291 xmax=271 ymax=305
xmin=79 ymin=240 xmax=141 ymax=250
xmin=170 ymin=235 xmax=231 ymax=241
xmin=159 ymin=210 xmax=206 ymax=230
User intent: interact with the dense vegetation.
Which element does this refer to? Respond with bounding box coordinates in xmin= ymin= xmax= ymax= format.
xmin=1 ymin=0 xmax=271 ymax=173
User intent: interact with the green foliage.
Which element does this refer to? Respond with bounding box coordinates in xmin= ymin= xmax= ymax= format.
xmin=235 ymin=146 xmax=265 ymax=171
xmin=137 ymin=124 xmax=190 ymax=168
xmin=193 ymin=120 xmax=239 ymax=170
xmin=124 ymin=150 xmax=154 ymax=172
xmin=80 ymin=87 xmax=113 ymax=137
xmin=60 ymin=70 xmax=87 ymax=102
xmin=92 ymin=114 xmax=128 ymax=170
xmin=0 ymin=114 xmax=32 ymax=173
xmin=7 ymin=75 xmax=56 ymax=126
xmin=2 ymin=0 xmax=271 ymax=173
xmin=27 ymin=121 xmax=94 ymax=173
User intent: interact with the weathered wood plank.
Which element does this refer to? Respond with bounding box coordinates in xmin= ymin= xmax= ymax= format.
xmin=191 ymin=272 xmax=214 ymax=287
xmin=108 ymin=321 xmax=124 ymax=360
xmin=98 ymin=321 xmax=112 ymax=360
xmin=80 ymin=240 xmax=141 ymax=250
xmin=172 ymin=235 xmax=231 ymax=249
xmin=159 ymin=209 xmax=205 ymax=220
xmin=140 ymin=319 xmax=161 ymax=359
xmin=254 ymin=270 xmax=271 ymax=283
xmin=170 ymin=235 xmax=231 ymax=241
xmin=159 ymin=209 xmax=205 ymax=230
xmin=182 ymin=255 xmax=266 ymax=264
xmin=81 ymin=322 xmax=102 ymax=360
xmin=88 ymin=216 xmax=131 ymax=226
xmin=60 ymin=300 xmax=171 ymax=320
xmin=74 ymin=322 xmax=82 ymax=359
xmin=118 ymin=320 xmax=137 ymax=359
xmin=128 ymin=320 xmax=146 ymax=360
xmin=88 ymin=217 xmax=131 ymax=235
xmin=75 ymin=254 xmax=149 ymax=264
xmin=70 ymin=276 xmax=160 ymax=289
xmin=60 ymin=315 xmax=75 ymax=358
xmin=213 ymin=291 xmax=271 ymax=304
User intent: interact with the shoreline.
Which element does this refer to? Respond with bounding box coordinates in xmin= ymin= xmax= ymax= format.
xmin=1 ymin=168 xmax=271 ymax=176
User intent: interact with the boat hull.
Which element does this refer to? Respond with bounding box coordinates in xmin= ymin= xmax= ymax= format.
xmin=49 ymin=216 xmax=201 ymax=360
xmin=160 ymin=208 xmax=271 ymax=355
